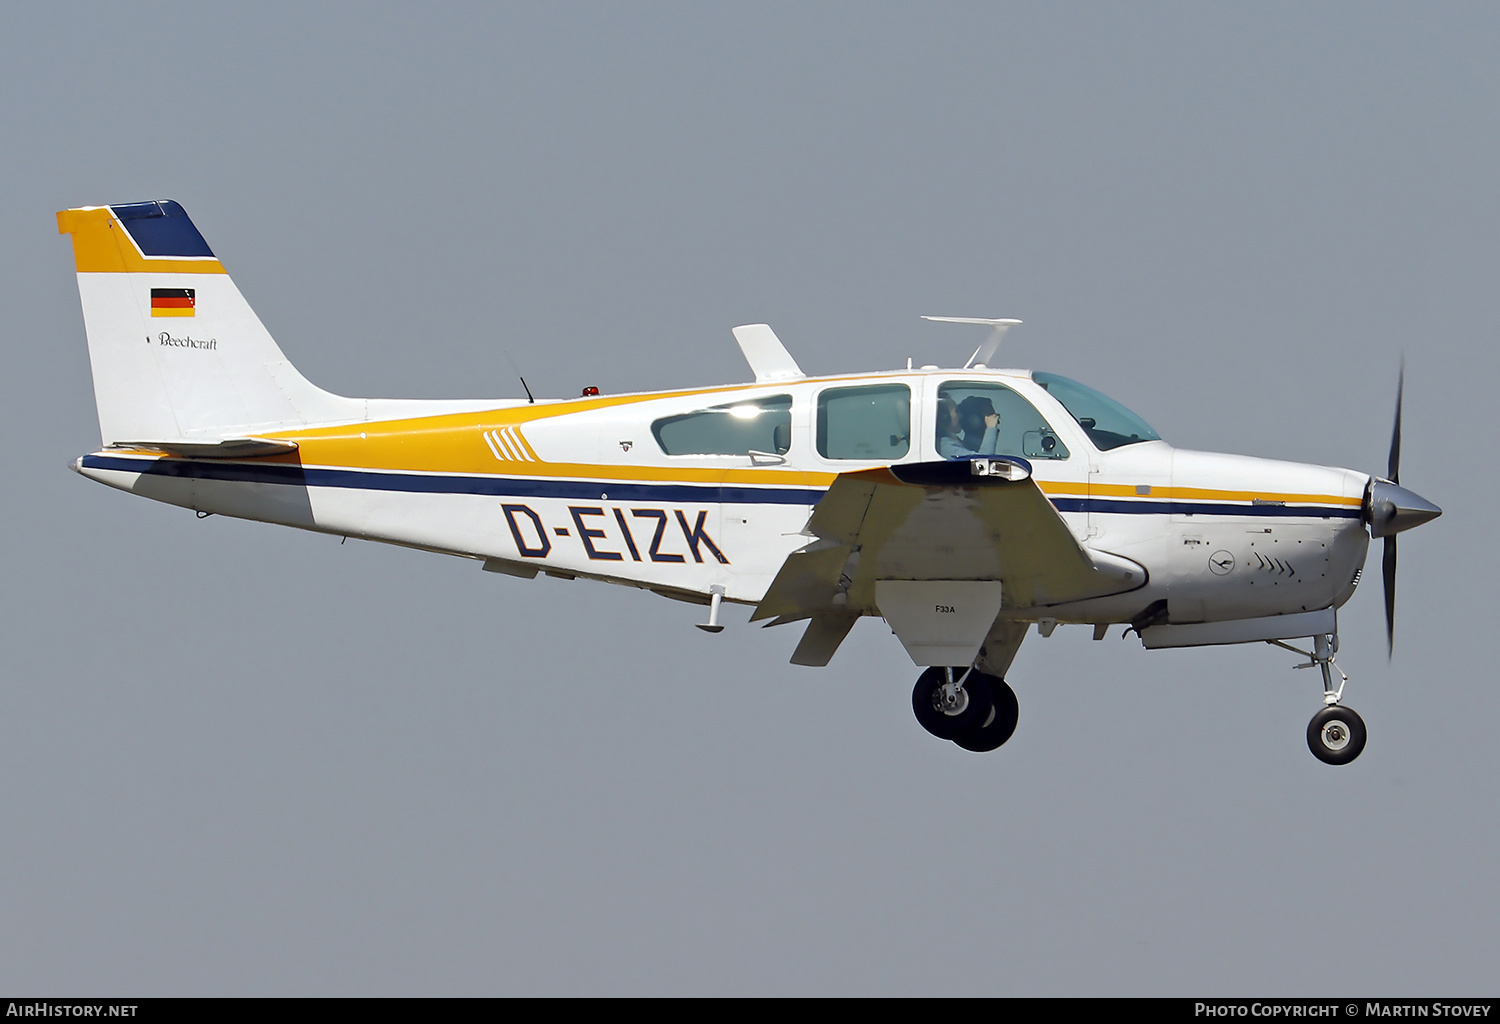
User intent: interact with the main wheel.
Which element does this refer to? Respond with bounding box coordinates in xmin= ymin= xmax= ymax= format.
xmin=912 ymin=667 xmax=993 ymax=740
xmin=1307 ymin=705 xmax=1367 ymax=765
xmin=953 ymin=673 xmax=1019 ymax=752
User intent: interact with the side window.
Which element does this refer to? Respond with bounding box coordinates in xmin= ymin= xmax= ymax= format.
xmin=652 ymin=394 xmax=792 ymax=456
xmin=935 ymin=381 xmax=1069 ymax=460
xmin=817 ymin=384 xmax=910 ymax=461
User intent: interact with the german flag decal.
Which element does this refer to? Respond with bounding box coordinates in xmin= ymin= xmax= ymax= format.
xmin=150 ymin=287 xmax=195 ymax=317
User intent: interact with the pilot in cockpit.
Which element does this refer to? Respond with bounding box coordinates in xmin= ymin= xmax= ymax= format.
xmin=939 ymin=395 xmax=1001 ymax=458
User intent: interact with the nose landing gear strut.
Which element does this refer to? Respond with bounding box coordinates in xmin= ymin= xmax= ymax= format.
xmin=1271 ymin=632 xmax=1367 ymax=765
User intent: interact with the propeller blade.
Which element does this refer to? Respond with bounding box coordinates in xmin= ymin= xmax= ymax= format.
xmin=1388 ymin=360 xmax=1404 ymax=484
xmin=1383 ymin=534 xmax=1397 ymax=658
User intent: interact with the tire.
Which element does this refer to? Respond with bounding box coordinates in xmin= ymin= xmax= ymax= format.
xmin=912 ymin=667 xmax=993 ymax=740
xmin=953 ymin=673 xmax=1019 ymax=752
xmin=1307 ymin=705 xmax=1367 ymax=765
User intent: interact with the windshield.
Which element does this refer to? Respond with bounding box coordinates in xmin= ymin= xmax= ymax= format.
xmin=1033 ymin=372 xmax=1161 ymax=451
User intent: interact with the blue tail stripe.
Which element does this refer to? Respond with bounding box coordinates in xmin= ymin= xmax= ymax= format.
xmin=109 ymin=200 xmax=215 ymax=258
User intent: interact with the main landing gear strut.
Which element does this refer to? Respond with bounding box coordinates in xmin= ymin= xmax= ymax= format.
xmin=912 ymin=666 xmax=1019 ymax=753
xmin=1271 ymin=631 xmax=1367 ymax=765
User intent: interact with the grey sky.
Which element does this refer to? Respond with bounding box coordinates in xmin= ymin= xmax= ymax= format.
xmin=1 ymin=2 xmax=1494 ymax=995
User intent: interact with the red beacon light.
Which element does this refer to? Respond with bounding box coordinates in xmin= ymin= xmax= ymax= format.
xmin=581 ymin=386 xmax=600 ymax=397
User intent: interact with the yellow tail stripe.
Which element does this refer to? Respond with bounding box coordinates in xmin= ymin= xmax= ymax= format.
xmin=56 ymin=207 xmax=228 ymax=275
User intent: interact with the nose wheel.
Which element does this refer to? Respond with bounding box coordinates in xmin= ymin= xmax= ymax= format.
xmin=1307 ymin=705 xmax=1367 ymax=765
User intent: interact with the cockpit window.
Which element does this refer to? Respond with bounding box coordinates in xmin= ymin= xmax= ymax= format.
xmin=935 ymin=381 xmax=1069 ymax=460
xmin=817 ymin=384 xmax=910 ymax=460
xmin=653 ymin=394 xmax=792 ymax=456
xmin=1033 ymin=372 xmax=1161 ymax=451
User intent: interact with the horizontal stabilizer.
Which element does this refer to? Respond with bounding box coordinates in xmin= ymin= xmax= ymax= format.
xmin=920 ymin=317 xmax=1023 ymax=327
xmin=107 ymin=438 xmax=298 ymax=459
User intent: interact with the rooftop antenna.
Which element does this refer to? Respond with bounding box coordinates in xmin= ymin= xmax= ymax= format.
xmin=501 ymin=348 xmax=537 ymax=404
xmin=921 ymin=316 xmax=1023 ymax=368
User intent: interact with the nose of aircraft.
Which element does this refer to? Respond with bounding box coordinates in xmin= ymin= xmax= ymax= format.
xmin=1365 ymin=479 xmax=1443 ymax=538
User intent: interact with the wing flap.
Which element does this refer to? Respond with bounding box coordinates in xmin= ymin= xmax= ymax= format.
xmin=789 ymin=611 xmax=861 ymax=667
xmin=751 ymin=543 xmax=855 ymax=622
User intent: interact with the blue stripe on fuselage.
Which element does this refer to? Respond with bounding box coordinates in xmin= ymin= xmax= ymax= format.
xmin=1049 ymin=497 xmax=1361 ymax=519
xmin=79 ymin=454 xmax=826 ymax=506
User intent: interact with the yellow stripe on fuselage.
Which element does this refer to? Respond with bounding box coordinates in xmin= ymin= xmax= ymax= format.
xmin=265 ymin=405 xmax=833 ymax=488
xmin=1036 ymin=481 xmax=1361 ymax=507
xmin=254 ymin=392 xmax=1361 ymax=508
xmin=263 ymin=385 xmax=847 ymax=482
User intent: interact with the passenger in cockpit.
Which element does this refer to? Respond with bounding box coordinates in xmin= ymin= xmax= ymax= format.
xmin=938 ymin=395 xmax=1001 ymax=458
xmin=937 ymin=398 xmax=970 ymax=459
xmin=958 ymin=395 xmax=1000 ymax=455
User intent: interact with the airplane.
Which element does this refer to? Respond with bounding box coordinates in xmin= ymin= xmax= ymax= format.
xmin=56 ymin=200 xmax=1442 ymax=765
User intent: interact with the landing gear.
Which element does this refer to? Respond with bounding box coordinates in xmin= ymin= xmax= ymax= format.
xmin=1307 ymin=705 xmax=1367 ymax=765
xmin=1272 ymin=630 xmax=1368 ymax=765
xmin=953 ymin=672 xmax=1018 ymax=752
xmin=911 ymin=668 xmax=1018 ymax=751
xmin=912 ymin=667 xmax=992 ymax=740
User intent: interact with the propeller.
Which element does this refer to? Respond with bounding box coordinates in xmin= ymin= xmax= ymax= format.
xmin=1364 ymin=360 xmax=1441 ymax=657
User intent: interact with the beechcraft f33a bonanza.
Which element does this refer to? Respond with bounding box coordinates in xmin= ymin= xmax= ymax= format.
xmin=58 ymin=200 xmax=1442 ymax=764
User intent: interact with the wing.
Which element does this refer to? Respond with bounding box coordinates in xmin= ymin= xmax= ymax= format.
xmin=753 ymin=458 xmax=1145 ymax=665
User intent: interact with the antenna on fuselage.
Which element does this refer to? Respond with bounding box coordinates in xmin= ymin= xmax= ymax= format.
xmin=501 ymin=347 xmax=537 ymax=404
xmin=921 ymin=316 xmax=1023 ymax=368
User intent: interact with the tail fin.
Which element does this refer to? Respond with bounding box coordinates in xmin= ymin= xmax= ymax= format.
xmin=57 ymin=201 xmax=360 ymax=444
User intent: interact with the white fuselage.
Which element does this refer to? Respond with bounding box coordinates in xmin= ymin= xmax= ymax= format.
xmin=76 ymin=367 xmax=1371 ymax=628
